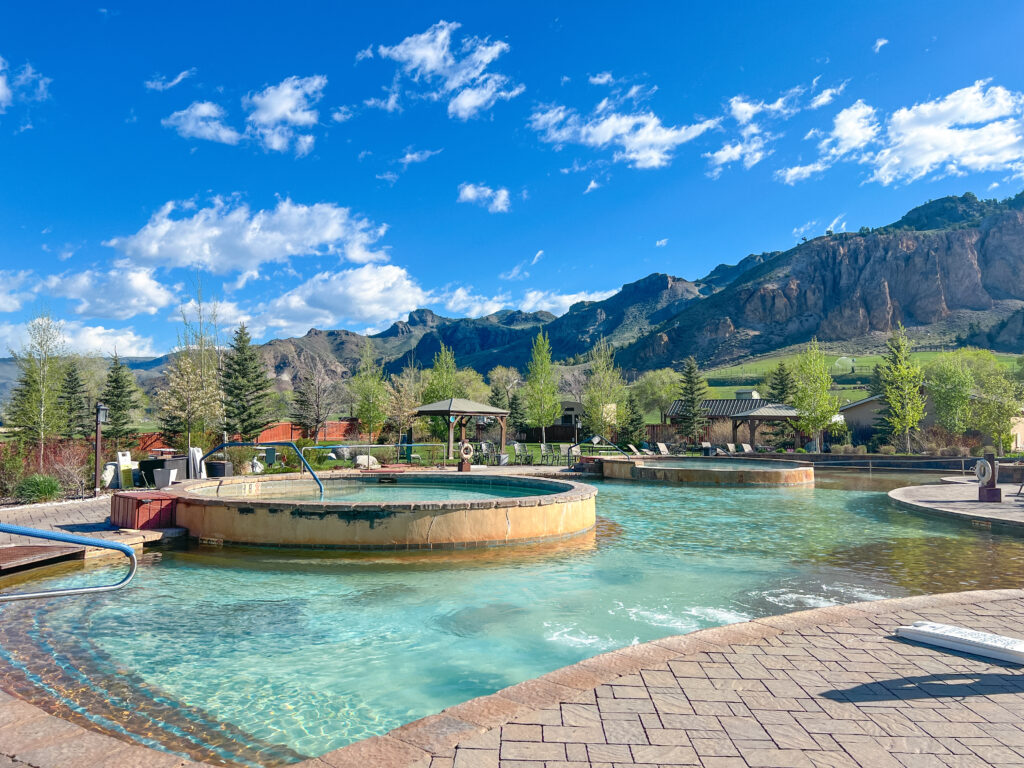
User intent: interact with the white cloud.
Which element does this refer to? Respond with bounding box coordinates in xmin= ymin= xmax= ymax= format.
xmin=531 ymin=249 xmax=544 ymax=265
xmin=869 ymin=80 xmax=1024 ymax=185
xmin=364 ymin=73 xmax=402 ymax=113
xmin=728 ymin=90 xmax=800 ymax=125
xmin=589 ymin=72 xmax=614 ymax=86
xmin=775 ymin=99 xmax=879 ymax=184
xmin=792 ymin=220 xmax=818 ymax=239
xmin=398 ymin=147 xmax=442 ymax=168
xmin=144 ymin=68 xmax=196 ymax=91
xmin=244 ymin=75 xmax=326 ymax=155
xmin=827 ymin=213 xmax=847 ymax=232
xmin=457 ymin=182 xmax=511 ymax=213
xmin=704 ymin=129 xmax=771 ymax=177
xmin=520 ymin=289 xmax=617 ymax=316
xmin=175 ymin=298 xmax=251 ymax=327
xmin=0 ymin=56 xmax=51 ymax=114
xmin=259 ymin=264 xmax=429 ymax=335
xmin=531 ymin=104 xmax=718 ymax=169
xmin=375 ymin=20 xmax=524 ymax=120
xmin=376 ymin=171 xmax=399 ymax=184
xmin=105 ymin=196 xmax=388 ymax=276
xmin=500 ymin=249 xmax=544 ymax=281
xmin=0 ymin=270 xmax=32 ymax=312
xmin=655 ymin=238 xmax=668 ymax=247
xmin=42 ymin=266 xmax=177 ymax=320
xmin=442 ymin=286 xmax=509 ymax=316
xmin=355 ymin=46 xmax=374 ymax=62
xmin=809 ymin=80 xmax=847 ymax=109
xmin=331 ymin=106 xmax=353 ymax=122
xmin=0 ymin=320 xmax=158 ymax=357
xmin=873 ymin=38 xmax=889 ymax=53
xmin=162 ymin=101 xmax=243 ymax=144
xmin=584 ymin=179 xmax=600 ymax=194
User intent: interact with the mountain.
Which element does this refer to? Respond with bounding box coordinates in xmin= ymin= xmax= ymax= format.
xmin=618 ymin=192 xmax=1024 ymax=369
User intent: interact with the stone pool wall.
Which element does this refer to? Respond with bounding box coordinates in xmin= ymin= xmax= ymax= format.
xmin=601 ymin=456 xmax=814 ymax=486
xmin=168 ymin=472 xmax=597 ymax=550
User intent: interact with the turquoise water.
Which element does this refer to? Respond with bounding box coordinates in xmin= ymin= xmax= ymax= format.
xmin=2 ymin=474 xmax=1023 ymax=766
xmin=193 ymin=477 xmax=555 ymax=503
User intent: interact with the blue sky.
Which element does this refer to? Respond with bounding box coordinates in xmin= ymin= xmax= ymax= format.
xmin=2 ymin=1 xmax=1024 ymax=356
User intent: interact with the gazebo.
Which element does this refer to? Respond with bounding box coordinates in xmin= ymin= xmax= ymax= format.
xmin=730 ymin=403 xmax=801 ymax=444
xmin=413 ymin=398 xmax=510 ymax=459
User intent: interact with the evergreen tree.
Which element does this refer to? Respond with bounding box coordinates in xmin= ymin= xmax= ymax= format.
xmin=6 ymin=314 xmax=67 ymax=471
xmin=222 ymin=323 xmax=274 ymax=441
xmin=523 ymin=332 xmax=561 ymax=443
xmin=102 ymin=354 xmax=142 ymax=450
xmin=507 ymin=392 xmax=528 ymax=438
xmin=879 ymin=325 xmax=926 ymax=452
xmin=793 ymin=339 xmax=840 ymax=450
xmin=350 ymin=339 xmax=389 ymax=442
xmin=59 ymin=359 xmax=91 ymax=439
xmin=675 ymin=356 xmax=708 ymax=445
xmin=619 ymin=391 xmax=648 ymax=447
xmin=766 ymin=362 xmax=796 ymax=404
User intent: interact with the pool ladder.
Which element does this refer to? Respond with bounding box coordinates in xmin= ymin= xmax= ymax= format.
xmin=0 ymin=524 xmax=137 ymax=603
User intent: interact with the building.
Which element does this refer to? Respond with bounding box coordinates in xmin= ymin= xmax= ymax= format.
xmin=667 ymin=389 xmax=801 ymax=444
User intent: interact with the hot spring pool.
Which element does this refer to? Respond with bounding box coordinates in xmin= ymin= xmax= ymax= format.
xmin=2 ymin=473 xmax=1023 ymax=766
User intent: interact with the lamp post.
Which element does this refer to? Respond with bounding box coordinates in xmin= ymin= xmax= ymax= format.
xmin=93 ymin=402 xmax=108 ymax=497
xmin=574 ymin=416 xmax=581 ymax=446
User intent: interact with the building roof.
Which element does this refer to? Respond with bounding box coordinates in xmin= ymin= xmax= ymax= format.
xmin=732 ymin=403 xmax=800 ymax=419
xmin=839 ymin=394 xmax=882 ymax=411
xmin=669 ymin=398 xmax=782 ymax=418
xmin=414 ymin=398 xmax=509 ymax=417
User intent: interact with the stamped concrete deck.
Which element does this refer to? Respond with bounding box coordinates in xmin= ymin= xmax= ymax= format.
xmin=889 ymin=482 xmax=1024 ymax=532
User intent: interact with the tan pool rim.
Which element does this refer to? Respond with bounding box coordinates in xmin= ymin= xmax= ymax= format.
xmin=600 ymin=455 xmax=814 ymax=486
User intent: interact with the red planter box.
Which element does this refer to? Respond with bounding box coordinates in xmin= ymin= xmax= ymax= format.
xmin=110 ymin=491 xmax=177 ymax=530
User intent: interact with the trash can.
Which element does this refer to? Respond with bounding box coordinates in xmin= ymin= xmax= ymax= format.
xmin=264 ymin=447 xmax=276 ymax=465
xmin=205 ymin=460 xmax=233 ymax=478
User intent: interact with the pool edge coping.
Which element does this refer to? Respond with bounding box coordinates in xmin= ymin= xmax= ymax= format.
xmin=3 ymin=587 xmax=1023 ymax=768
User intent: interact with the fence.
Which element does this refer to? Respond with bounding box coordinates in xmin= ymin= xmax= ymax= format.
xmin=134 ymin=419 xmax=362 ymax=455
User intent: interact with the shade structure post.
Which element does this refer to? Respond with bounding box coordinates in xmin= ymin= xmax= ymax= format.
xmin=731 ymin=419 xmax=739 ymax=444
xmin=748 ymin=418 xmax=756 ymax=444
xmin=447 ymin=419 xmax=455 ymax=461
xmin=499 ymin=415 xmax=507 ymax=450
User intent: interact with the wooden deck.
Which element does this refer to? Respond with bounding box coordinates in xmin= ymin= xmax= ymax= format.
xmin=0 ymin=545 xmax=81 ymax=573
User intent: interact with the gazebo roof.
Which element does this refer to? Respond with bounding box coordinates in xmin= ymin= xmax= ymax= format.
xmin=732 ymin=403 xmax=800 ymax=419
xmin=413 ymin=398 xmax=509 ymax=417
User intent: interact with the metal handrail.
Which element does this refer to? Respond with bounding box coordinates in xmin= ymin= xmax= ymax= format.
xmin=0 ymin=524 xmax=137 ymax=603
xmin=201 ymin=441 xmax=324 ymax=496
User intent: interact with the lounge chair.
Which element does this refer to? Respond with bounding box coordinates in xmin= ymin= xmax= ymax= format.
xmin=627 ymin=444 xmax=643 ymax=456
xmin=641 ymin=446 xmax=655 ymax=455
xmin=726 ymin=443 xmax=737 ymax=454
xmin=741 ymin=443 xmax=754 ymax=454
xmin=656 ymin=442 xmax=671 ymax=456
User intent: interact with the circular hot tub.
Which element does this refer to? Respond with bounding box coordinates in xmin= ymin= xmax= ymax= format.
xmin=168 ymin=472 xmax=597 ymax=550
xmin=601 ymin=456 xmax=814 ymax=486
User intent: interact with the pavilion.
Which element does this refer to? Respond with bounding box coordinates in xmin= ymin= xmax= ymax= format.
xmin=413 ymin=398 xmax=510 ymax=459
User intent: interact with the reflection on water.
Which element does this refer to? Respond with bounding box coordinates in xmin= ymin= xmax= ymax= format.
xmin=0 ymin=471 xmax=1022 ymax=765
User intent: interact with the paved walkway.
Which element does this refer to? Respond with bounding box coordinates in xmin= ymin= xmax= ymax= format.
xmin=313 ymin=589 xmax=1024 ymax=768
xmin=889 ymin=482 xmax=1024 ymax=532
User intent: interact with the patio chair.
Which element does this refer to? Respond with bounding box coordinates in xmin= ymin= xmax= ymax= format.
xmin=642 ymin=446 xmax=655 ymax=455
xmin=741 ymin=443 xmax=754 ymax=454
xmin=477 ymin=441 xmax=493 ymax=465
xmin=559 ymin=443 xmax=570 ymax=465
xmin=726 ymin=443 xmax=737 ymax=454
xmin=569 ymin=444 xmax=581 ymax=465
xmin=513 ymin=442 xmax=533 ymax=465
xmin=656 ymin=442 xmax=671 ymax=456
xmin=538 ymin=443 xmax=552 ymax=464
xmin=627 ymin=443 xmax=643 ymax=456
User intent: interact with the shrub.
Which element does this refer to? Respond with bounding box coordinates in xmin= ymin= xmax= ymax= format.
xmin=0 ymin=443 xmax=27 ymax=497
xmin=939 ymin=446 xmax=960 ymax=457
xmin=878 ymin=445 xmax=896 ymax=455
xmin=795 ymin=448 xmax=807 ymax=454
xmin=225 ymin=447 xmax=258 ymax=475
xmin=982 ymin=445 xmax=998 ymax=456
xmin=855 ymin=445 xmax=867 ymax=454
xmin=14 ymin=474 xmax=63 ymax=504
xmin=47 ymin=440 xmax=90 ymax=497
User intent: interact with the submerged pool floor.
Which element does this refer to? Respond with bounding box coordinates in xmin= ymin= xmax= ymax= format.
xmin=2 ymin=473 xmax=1024 ymax=766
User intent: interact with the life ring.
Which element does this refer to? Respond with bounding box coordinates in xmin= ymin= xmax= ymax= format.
xmin=459 ymin=442 xmax=475 ymax=460
xmin=975 ymin=459 xmax=992 ymax=484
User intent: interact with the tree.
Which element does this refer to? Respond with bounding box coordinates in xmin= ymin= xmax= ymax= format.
xmin=581 ymin=340 xmax=625 ymax=438
xmin=6 ymin=313 xmax=67 ymax=471
xmin=455 ymin=367 xmax=489 ymax=403
xmin=422 ymin=344 xmax=462 ymax=441
xmin=792 ymin=339 xmax=840 ymax=449
xmin=159 ymin=286 xmax=224 ymax=452
xmin=765 ymin=362 xmax=796 ymax=405
xmin=675 ymin=357 xmax=708 ymax=445
xmin=508 ymin=392 xmax=528 ymax=437
xmin=619 ymin=391 xmax=648 ymax=448
xmin=970 ymin=357 xmax=1022 ymax=452
xmin=487 ymin=365 xmax=521 ymax=409
xmin=925 ymin=352 xmax=974 ymax=435
xmin=879 ymin=326 xmax=926 ymax=453
xmin=559 ymin=369 xmax=588 ymax=404
xmin=59 ymin=359 xmax=91 ymax=439
xmin=632 ymin=368 xmax=680 ymax=424
xmin=290 ymin=358 xmax=339 ymax=441
xmin=101 ymin=354 xmax=142 ymax=450
xmin=385 ymin=365 xmax=424 ymax=443
xmin=867 ymin=364 xmax=885 ymax=397
xmin=350 ymin=339 xmax=389 ymax=442
xmin=522 ymin=332 xmax=561 ymax=443
xmin=222 ymin=323 xmax=274 ymax=441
